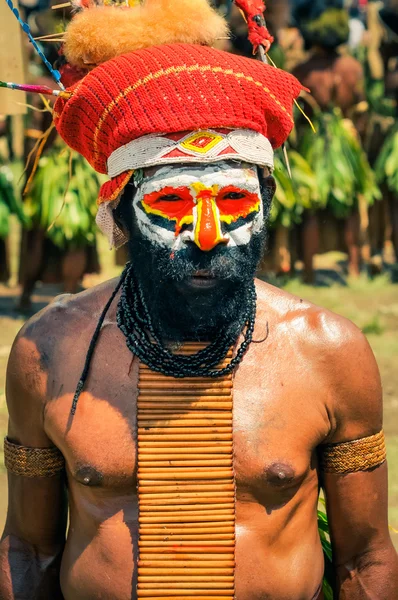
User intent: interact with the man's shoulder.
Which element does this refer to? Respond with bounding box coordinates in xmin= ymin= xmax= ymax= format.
xmin=334 ymin=53 xmax=363 ymax=73
xmin=23 ymin=277 xmax=120 ymax=340
xmin=254 ymin=279 xmax=382 ymax=437
xmin=6 ymin=279 xmax=122 ymax=435
xmin=292 ymin=54 xmax=334 ymax=79
xmin=9 ymin=278 xmax=121 ymax=380
xmin=255 ymin=278 xmax=367 ymax=355
xmin=293 ymin=54 xmax=362 ymax=84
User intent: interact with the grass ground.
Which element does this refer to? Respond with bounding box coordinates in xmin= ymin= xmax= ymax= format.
xmin=0 ymin=228 xmax=397 ymax=550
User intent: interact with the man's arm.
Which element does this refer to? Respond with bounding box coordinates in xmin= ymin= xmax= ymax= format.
xmin=0 ymin=323 xmax=68 ymax=599
xmin=320 ymin=322 xmax=398 ymax=599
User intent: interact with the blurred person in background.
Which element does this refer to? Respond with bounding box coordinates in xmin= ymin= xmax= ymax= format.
xmin=363 ymin=0 xmax=398 ymax=274
xmin=17 ymin=7 xmax=101 ymax=311
xmin=291 ymin=0 xmax=379 ymax=282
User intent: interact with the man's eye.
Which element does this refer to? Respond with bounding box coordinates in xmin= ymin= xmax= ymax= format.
xmin=223 ymin=192 xmax=247 ymax=200
xmin=158 ymin=194 xmax=182 ymax=202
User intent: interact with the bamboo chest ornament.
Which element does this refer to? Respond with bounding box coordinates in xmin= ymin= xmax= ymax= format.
xmin=137 ymin=343 xmax=235 ymax=599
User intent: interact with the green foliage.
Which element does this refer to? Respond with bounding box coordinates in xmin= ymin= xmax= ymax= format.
xmin=0 ymin=164 xmax=26 ymax=240
xmin=271 ymin=150 xmax=320 ymax=228
xmin=24 ymin=146 xmax=103 ymax=249
xmin=267 ymin=43 xmax=286 ymax=71
xmin=366 ymin=78 xmax=396 ymax=118
xmin=318 ymin=500 xmax=334 ymax=600
xmin=362 ymin=315 xmax=384 ymax=336
xmin=375 ymin=125 xmax=398 ymax=195
xmin=300 ymin=109 xmax=380 ymax=219
xmin=355 ymin=43 xmax=395 ymax=117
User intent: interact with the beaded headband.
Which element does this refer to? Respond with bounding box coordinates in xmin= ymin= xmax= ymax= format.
xmin=107 ymin=129 xmax=275 ymax=179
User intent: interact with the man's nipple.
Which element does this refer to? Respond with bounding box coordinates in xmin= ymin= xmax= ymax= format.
xmin=75 ymin=465 xmax=104 ymax=487
xmin=265 ymin=462 xmax=296 ymax=487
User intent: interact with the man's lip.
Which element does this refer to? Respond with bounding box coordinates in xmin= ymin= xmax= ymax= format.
xmin=193 ymin=270 xmax=213 ymax=278
xmin=182 ymin=272 xmax=219 ymax=289
xmin=186 ymin=278 xmax=219 ymax=289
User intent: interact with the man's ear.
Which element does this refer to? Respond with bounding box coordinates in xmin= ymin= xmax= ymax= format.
xmin=113 ymin=187 xmax=134 ymax=238
xmin=263 ymin=174 xmax=276 ymax=199
xmin=258 ymin=167 xmax=276 ymax=200
xmin=113 ymin=205 xmax=126 ymax=236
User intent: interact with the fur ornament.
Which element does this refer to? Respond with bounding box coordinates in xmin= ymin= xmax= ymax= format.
xmin=70 ymin=0 xmax=141 ymax=10
xmin=234 ymin=0 xmax=273 ymax=52
xmin=64 ymin=0 xmax=228 ymax=70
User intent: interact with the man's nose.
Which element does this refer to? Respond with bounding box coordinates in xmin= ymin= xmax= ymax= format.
xmin=192 ymin=196 xmax=229 ymax=252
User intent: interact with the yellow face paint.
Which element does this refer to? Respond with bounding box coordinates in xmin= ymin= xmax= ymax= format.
xmin=191 ymin=183 xmax=228 ymax=251
xmin=136 ymin=165 xmax=263 ymax=250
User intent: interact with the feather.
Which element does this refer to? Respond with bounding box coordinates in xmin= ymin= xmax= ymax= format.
xmin=64 ymin=0 xmax=228 ymax=70
xmin=70 ymin=0 xmax=99 ymax=12
xmin=234 ymin=0 xmax=273 ymax=53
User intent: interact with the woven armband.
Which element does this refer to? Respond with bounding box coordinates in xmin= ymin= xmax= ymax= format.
xmin=319 ymin=430 xmax=386 ymax=474
xmin=4 ymin=437 xmax=65 ymax=477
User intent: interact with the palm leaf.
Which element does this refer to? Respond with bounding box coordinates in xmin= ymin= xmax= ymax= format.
xmin=376 ymin=124 xmax=398 ymax=195
xmin=24 ymin=143 xmax=102 ymax=248
xmin=0 ymin=164 xmax=27 ymax=238
xmin=300 ymin=108 xmax=380 ymax=219
xmin=318 ymin=506 xmax=334 ymax=599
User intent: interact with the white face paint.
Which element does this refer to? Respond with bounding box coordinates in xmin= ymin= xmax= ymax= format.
xmin=132 ymin=162 xmax=264 ymax=252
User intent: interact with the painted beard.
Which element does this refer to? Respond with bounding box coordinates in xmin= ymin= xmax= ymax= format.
xmin=118 ymin=166 xmax=274 ymax=342
xmin=126 ymin=228 xmax=267 ymax=341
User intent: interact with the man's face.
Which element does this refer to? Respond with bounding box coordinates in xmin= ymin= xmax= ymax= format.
xmin=120 ymin=160 xmax=274 ymax=339
xmin=132 ymin=162 xmax=265 ymax=256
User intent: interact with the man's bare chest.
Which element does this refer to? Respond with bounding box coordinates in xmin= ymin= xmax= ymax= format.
xmin=44 ymin=338 xmax=330 ymax=504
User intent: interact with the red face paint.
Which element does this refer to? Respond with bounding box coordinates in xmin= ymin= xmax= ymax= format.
xmin=141 ymin=184 xmax=261 ymax=249
xmin=216 ymin=186 xmax=261 ymax=222
xmin=142 ymin=186 xmax=195 ymax=235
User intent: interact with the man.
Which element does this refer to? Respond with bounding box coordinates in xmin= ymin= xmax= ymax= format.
xmin=1 ymin=1 xmax=397 ymax=599
xmin=366 ymin=0 xmax=398 ymax=269
xmin=291 ymin=0 xmax=371 ymax=282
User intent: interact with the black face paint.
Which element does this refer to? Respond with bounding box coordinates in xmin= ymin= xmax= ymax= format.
xmin=116 ymin=175 xmax=274 ymax=342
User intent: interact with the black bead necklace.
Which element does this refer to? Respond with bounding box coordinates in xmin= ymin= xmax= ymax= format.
xmin=70 ymin=263 xmax=257 ymax=416
xmin=116 ymin=262 xmax=257 ymax=379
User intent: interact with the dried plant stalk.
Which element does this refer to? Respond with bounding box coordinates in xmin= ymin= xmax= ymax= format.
xmin=138 ymin=554 xmax=235 ymax=569
xmin=138 ymin=575 xmax=234 ymax=582
xmin=139 ymin=568 xmax=234 ymax=575
xmin=140 ymin=534 xmax=235 ymax=541
xmin=138 ymin=381 xmax=233 ymax=390
xmin=140 ymin=494 xmax=234 ymax=503
xmin=138 ymin=444 xmax=233 ymax=452
xmin=138 ymin=434 xmax=233 ymax=442
xmin=137 ymin=582 xmax=234 ymax=589
xmin=137 ymin=352 xmax=235 ymax=596
xmin=138 ymin=459 xmax=232 ymax=467
xmin=138 ymin=481 xmax=233 ymax=489
xmin=138 ymin=454 xmax=232 ymax=461
xmin=138 ymin=402 xmax=232 ymax=409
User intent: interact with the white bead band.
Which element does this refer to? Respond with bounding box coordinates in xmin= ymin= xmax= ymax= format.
xmin=107 ymin=129 xmax=274 ymax=177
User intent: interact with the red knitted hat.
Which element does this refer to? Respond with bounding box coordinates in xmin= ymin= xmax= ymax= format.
xmin=54 ymin=43 xmax=304 ymax=205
